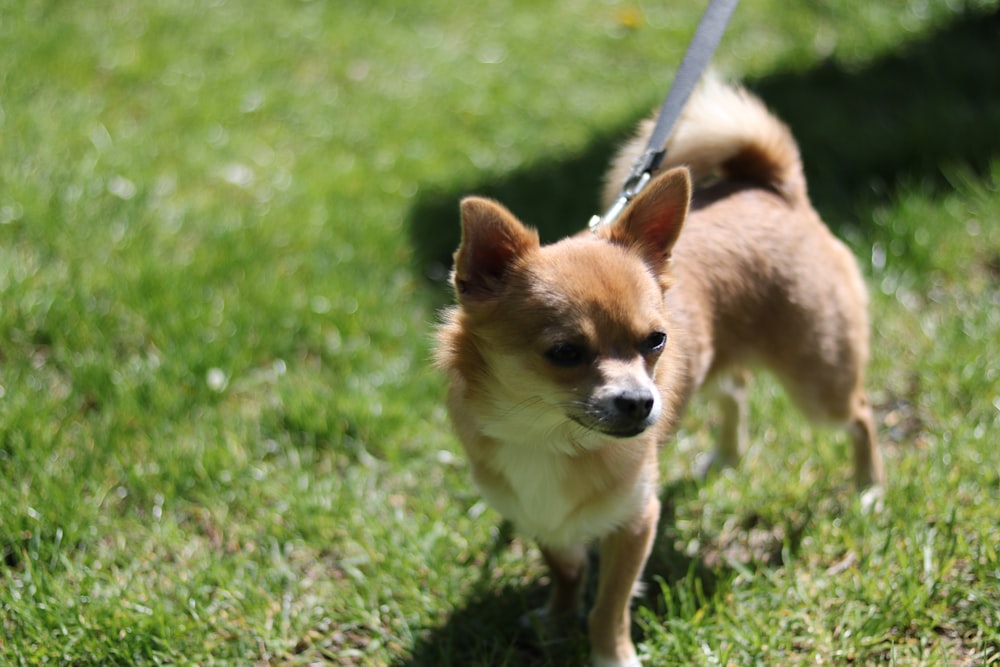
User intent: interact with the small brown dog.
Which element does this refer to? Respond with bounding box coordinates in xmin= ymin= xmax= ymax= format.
xmin=436 ymin=79 xmax=883 ymax=667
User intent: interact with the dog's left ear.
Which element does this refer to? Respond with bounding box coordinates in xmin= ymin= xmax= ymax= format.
xmin=453 ymin=196 xmax=540 ymax=302
xmin=606 ymin=167 xmax=691 ymax=273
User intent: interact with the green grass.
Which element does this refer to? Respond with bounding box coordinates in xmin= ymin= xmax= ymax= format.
xmin=1 ymin=0 xmax=998 ymax=665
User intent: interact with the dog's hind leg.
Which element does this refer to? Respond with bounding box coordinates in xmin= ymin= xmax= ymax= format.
xmin=696 ymin=369 xmax=750 ymax=478
xmin=841 ymin=387 xmax=885 ymax=513
xmin=778 ymin=360 xmax=884 ymax=497
xmin=715 ymin=368 xmax=750 ymax=468
xmin=847 ymin=389 xmax=884 ymax=490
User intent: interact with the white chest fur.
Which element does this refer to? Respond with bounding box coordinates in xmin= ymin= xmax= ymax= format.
xmin=475 ymin=436 xmax=652 ymax=549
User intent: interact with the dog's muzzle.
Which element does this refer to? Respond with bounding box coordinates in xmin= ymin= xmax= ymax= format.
xmin=573 ymin=387 xmax=661 ymax=438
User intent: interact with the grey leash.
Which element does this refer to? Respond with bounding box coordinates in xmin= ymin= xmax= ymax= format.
xmin=589 ymin=0 xmax=739 ymax=231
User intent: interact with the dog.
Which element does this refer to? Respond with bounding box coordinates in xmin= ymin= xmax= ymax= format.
xmin=435 ymin=79 xmax=883 ymax=667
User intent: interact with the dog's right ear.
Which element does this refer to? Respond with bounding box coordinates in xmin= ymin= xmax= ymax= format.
xmin=453 ymin=197 xmax=539 ymax=301
xmin=605 ymin=167 xmax=691 ymax=274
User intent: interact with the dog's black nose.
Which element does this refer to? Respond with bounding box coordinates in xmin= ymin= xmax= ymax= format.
xmin=614 ymin=391 xmax=654 ymax=422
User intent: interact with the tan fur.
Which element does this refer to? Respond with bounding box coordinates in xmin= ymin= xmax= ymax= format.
xmin=603 ymin=75 xmax=807 ymax=207
xmin=436 ymin=80 xmax=882 ymax=667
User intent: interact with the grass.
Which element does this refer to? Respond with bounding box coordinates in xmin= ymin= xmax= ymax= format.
xmin=1 ymin=0 xmax=998 ymax=664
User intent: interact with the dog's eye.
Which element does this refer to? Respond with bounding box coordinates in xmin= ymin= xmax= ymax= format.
xmin=640 ymin=331 xmax=667 ymax=355
xmin=545 ymin=342 xmax=585 ymax=367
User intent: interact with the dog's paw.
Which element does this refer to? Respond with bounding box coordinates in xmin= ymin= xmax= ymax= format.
xmin=519 ymin=606 xmax=552 ymax=632
xmin=591 ymin=653 xmax=642 ymax=667
xmin=519 ymin=606 xmax=581 ymax=636
xmin=694 ymin=449 xmax=738 ymax=481
xmin=859 ymin=484 xmax=885 ymax=515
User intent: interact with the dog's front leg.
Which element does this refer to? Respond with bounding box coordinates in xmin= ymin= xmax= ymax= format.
xmin=588 ymin=494 xmax=660 ymax=667
xmin=539 ymin=543 xmax=587 ymax=620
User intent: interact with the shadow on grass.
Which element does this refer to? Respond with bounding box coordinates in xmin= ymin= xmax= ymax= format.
xmin=393 ymin=480 xmax=781 ymax=667
xmin=390 ymin=518 xmax=589 ymax=667
xmin=392 ymin=581 xmax=588 ymax=667
xmin=408 ymin=6 xmax=1000 ymax=279
xmin=752 ymin=6 xmax=1000 ymax=227
xmin=393 ymin=479 xmax=818 ymax=666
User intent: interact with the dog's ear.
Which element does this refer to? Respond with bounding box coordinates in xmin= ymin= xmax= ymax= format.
xmin=453 ymin=197 xmax=539 ymax=301
xmin=606 ymin=167 xmax=691 ymax=273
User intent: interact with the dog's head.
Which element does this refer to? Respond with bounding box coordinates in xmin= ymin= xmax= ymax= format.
xmin=442 ymin=168 xmax=691 ymax=450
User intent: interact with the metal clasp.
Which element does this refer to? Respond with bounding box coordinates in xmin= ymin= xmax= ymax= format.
xmin=588 ymin=170 xmax=652 ymax=232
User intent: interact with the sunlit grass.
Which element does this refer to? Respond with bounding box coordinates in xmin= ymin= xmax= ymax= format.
xmin=1 ymin=1 xmax=998 ymax=664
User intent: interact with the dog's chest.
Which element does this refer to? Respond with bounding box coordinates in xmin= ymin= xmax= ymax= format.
xmin=478 ymin=443 xmax=641 ymax=548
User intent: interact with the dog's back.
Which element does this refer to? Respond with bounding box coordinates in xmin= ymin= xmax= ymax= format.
xmin=606 ymin=79 xmax=882 ymax=488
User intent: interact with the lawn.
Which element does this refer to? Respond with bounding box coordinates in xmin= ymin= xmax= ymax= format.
xmin=1 ymin=0 xmax=998 ymax=665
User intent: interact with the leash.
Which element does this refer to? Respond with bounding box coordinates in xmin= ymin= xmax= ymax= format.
xmin=589 ymin=0 xmax=739 ymax=231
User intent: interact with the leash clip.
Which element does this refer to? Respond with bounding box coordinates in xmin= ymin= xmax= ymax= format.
xmin=588 ymin=169 xmax=652 ymax=232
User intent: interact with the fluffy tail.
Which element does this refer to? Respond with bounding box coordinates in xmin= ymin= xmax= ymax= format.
xmin=603 ymin=76 xmax=807 ymax=208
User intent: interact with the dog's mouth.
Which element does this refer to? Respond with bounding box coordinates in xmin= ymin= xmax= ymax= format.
xmin=569 ymin=414 xmax=652 ymax=440
xmin=566 ymin=390 xmax=659 ymax=440
xmin=602 ymin=424 xmax=650 ymax=439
